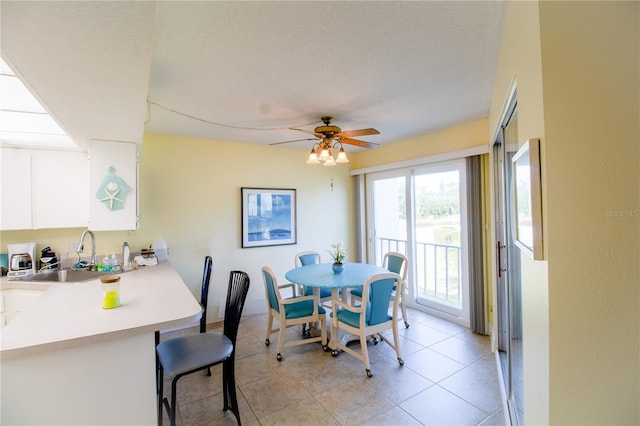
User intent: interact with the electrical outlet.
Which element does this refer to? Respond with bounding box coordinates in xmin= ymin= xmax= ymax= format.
xmin=70 ymin=241 xmax=82 ymax=252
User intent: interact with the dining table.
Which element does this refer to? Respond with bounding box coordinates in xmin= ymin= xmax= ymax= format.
xmin=285 ymin=262 xmax=387 ymax=353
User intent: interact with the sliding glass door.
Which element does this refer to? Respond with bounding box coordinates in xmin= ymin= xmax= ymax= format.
xmin=494 ymin=94 xmax=524 ymax=425
xmin=366 ymin=159 xmax=470 ymax=325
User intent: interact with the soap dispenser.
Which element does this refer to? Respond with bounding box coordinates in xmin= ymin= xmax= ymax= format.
xmin=103 ymin=255 xmax=111 ymax=272
xmin=111 ymin=253 xmax=119 ymax=272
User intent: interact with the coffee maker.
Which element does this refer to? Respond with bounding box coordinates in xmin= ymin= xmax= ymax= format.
xmin=8 ymin=242 xmax=36 ymax=279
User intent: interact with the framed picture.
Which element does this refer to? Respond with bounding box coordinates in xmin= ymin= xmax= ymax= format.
xmin=241 ymin=187 xmax=297 ymax=248
xmin=512 ymin=138 xmax=543 ymax=260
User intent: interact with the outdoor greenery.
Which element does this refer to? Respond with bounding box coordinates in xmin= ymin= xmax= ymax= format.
xmin=398 ymin=180 xmax=460 ymax=221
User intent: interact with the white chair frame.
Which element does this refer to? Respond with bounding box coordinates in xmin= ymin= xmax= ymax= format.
xmin=331 ymin=272 xmax=404 ymax=377
xmin=262 ymin=266 xmax=328 ymax=361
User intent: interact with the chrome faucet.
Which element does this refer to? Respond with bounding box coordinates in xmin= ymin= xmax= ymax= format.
xmin=77 ymin=229 xmax=97 ymax=267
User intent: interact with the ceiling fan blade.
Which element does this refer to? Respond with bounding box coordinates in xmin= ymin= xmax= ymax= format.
xmin=269 ymin=138 xmax=318 ymax=146
xmin=337 ymin=128 xmax=380 ymax=138
xmin=289 ymin=127 xmax=320 ymax=137
xmin=340 ymin=138 xmax=380 ymax=149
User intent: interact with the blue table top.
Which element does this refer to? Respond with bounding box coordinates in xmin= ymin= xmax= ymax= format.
xmin=285 ymin=262 xmax=387 ymax=289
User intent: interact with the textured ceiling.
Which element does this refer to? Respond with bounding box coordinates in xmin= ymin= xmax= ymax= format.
xmin=1 ymin=1 xmax=505 ymax=152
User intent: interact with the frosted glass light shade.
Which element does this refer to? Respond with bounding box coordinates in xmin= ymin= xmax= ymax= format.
xmin=323 ymin=155 xmax=336 ymax=166
xmin=336 ymin=148 xmax=349 ymax=163
xmin=306 ymin=148 xmax=320 ymax=164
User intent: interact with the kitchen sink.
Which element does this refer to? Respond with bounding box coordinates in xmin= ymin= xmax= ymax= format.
xmin=16 ymin=269 xmax=122 ymax=283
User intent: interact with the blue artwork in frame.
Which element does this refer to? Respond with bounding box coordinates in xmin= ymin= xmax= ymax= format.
xmin=241 ymin=187 xmax=297 ymax=248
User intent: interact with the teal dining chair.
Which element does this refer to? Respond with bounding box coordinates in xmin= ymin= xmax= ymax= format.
xmin=351 ymin=252 xmax=409 ymax=328
xmin=295 ymin=251 xmax=333 ymax=307
xmin=262 ymin=266 xmax=329 ymax=361
xmin=331 ymin=272 xmax=404 ymax=377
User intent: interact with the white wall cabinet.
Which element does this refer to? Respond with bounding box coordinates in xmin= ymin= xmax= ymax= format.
xmin=32 ymin=151 xmax=89 ymax=229
xmin=89 ymin=140 xmax=138 ymax=231
xmin=0 ymin=149 xmax=32 ymax=230
xmin=0 ymin=148 xmax=89 ymax=230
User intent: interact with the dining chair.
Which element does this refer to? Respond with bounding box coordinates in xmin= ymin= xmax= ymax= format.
xmin=156 ymin=262 xmax=250 ymax=426
xmin=295 ymin=251 xmax=333 ymax=308
xmin=332 ymin=272 xmax=404 ymax=377
xmin=262 ymin=266 xmax=329 ymax=361
xmin=351 ymin=252 xmax=410 ymax=328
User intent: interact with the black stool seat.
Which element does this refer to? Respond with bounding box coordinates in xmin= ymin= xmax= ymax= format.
xmin=157 ymin=332 xmax=232 ymax=378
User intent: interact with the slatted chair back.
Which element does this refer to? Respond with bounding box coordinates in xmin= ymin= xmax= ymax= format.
xmin=224 ymin=270 xmax=251 ymax=344
xmin=199 ymin=256 xmax=213 ymax=333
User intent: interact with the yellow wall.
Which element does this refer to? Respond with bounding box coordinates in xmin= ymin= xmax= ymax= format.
xmin=1 ymin=134 xmax=355 ymax=318
xmin=490 ymin=1 xmax=639 ymax=423
xmin=350 ymin=118 xmax=489 ymax=169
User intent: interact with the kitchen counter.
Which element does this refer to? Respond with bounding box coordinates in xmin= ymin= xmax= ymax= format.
xmin=1 ymin=261 xmax=201 ymax=357
xmin=0 ymin=261 xmax=202 ymax=425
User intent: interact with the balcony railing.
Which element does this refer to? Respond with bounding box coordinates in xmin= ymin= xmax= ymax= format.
xmin=376 ymin=237 xmax=461 ymax=308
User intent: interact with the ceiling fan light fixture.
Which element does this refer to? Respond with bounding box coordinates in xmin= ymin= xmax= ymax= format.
xmin=306 ymin=147 xmax=320 ymax=164
xmin=336 ymin=147 xmax=349 ymax=163
xmin=275 ymin=116 xmax=379 ymax=166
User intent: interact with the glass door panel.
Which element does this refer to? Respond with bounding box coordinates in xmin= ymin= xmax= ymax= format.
xmin=413 ymin=161 xmax=468 ymax=321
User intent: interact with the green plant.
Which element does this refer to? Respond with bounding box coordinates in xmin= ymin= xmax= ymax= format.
xmin=328 ymin=242 xmax=345 ymax=264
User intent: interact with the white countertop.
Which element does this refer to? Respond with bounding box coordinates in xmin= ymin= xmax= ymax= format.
xmin=0 ymin=262 xmax=202 ymax=358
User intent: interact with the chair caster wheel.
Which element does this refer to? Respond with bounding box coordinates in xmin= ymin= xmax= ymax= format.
xmin=398 ymin=358 xmax=405 ymax=366
xmin=265 ymin=339 xmax=270 ymax=346
xmin=366 ymin=369 xmax=373 ymax=378
xmin=276 ymin=353 xmax=283 ymax=361
xmin=404 ymin=322 xmax=410 ymax=328
xmin=323 ymin=345 xmax=330 ymax=352
xmin=331 ymin=349 xmax=339 ymax=357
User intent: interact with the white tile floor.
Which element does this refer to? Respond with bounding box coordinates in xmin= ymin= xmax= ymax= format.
xmin=160 ymin=308 xmax=507 ymax=425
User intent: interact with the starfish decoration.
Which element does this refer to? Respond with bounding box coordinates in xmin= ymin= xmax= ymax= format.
xmin=99 ymin=182 xmax=124 ymax=210
xmin=96 ymin=167 xmax=130 ymax=211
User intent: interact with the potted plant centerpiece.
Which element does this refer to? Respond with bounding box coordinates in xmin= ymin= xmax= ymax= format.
xmin=329 ymin=242 xmax=346 ymax=274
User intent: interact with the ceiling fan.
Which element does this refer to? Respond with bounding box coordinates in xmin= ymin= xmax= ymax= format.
xmin=269 ymin=116 xmax=380 ymax=165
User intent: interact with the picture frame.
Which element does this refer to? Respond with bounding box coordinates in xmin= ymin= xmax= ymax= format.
xmin=241 ymin=187 xmax=297 ymax=248
xmin=512 ymin=138 xmax=543 ymax=260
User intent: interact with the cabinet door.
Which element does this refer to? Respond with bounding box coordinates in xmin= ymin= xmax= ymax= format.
xmin=89 ymin=140 xmax=138 ymax=231
xmin=32 ymin=151 xmax=89 ymax=229
xmin=0 ymin=148 xmax=33 ymax=230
